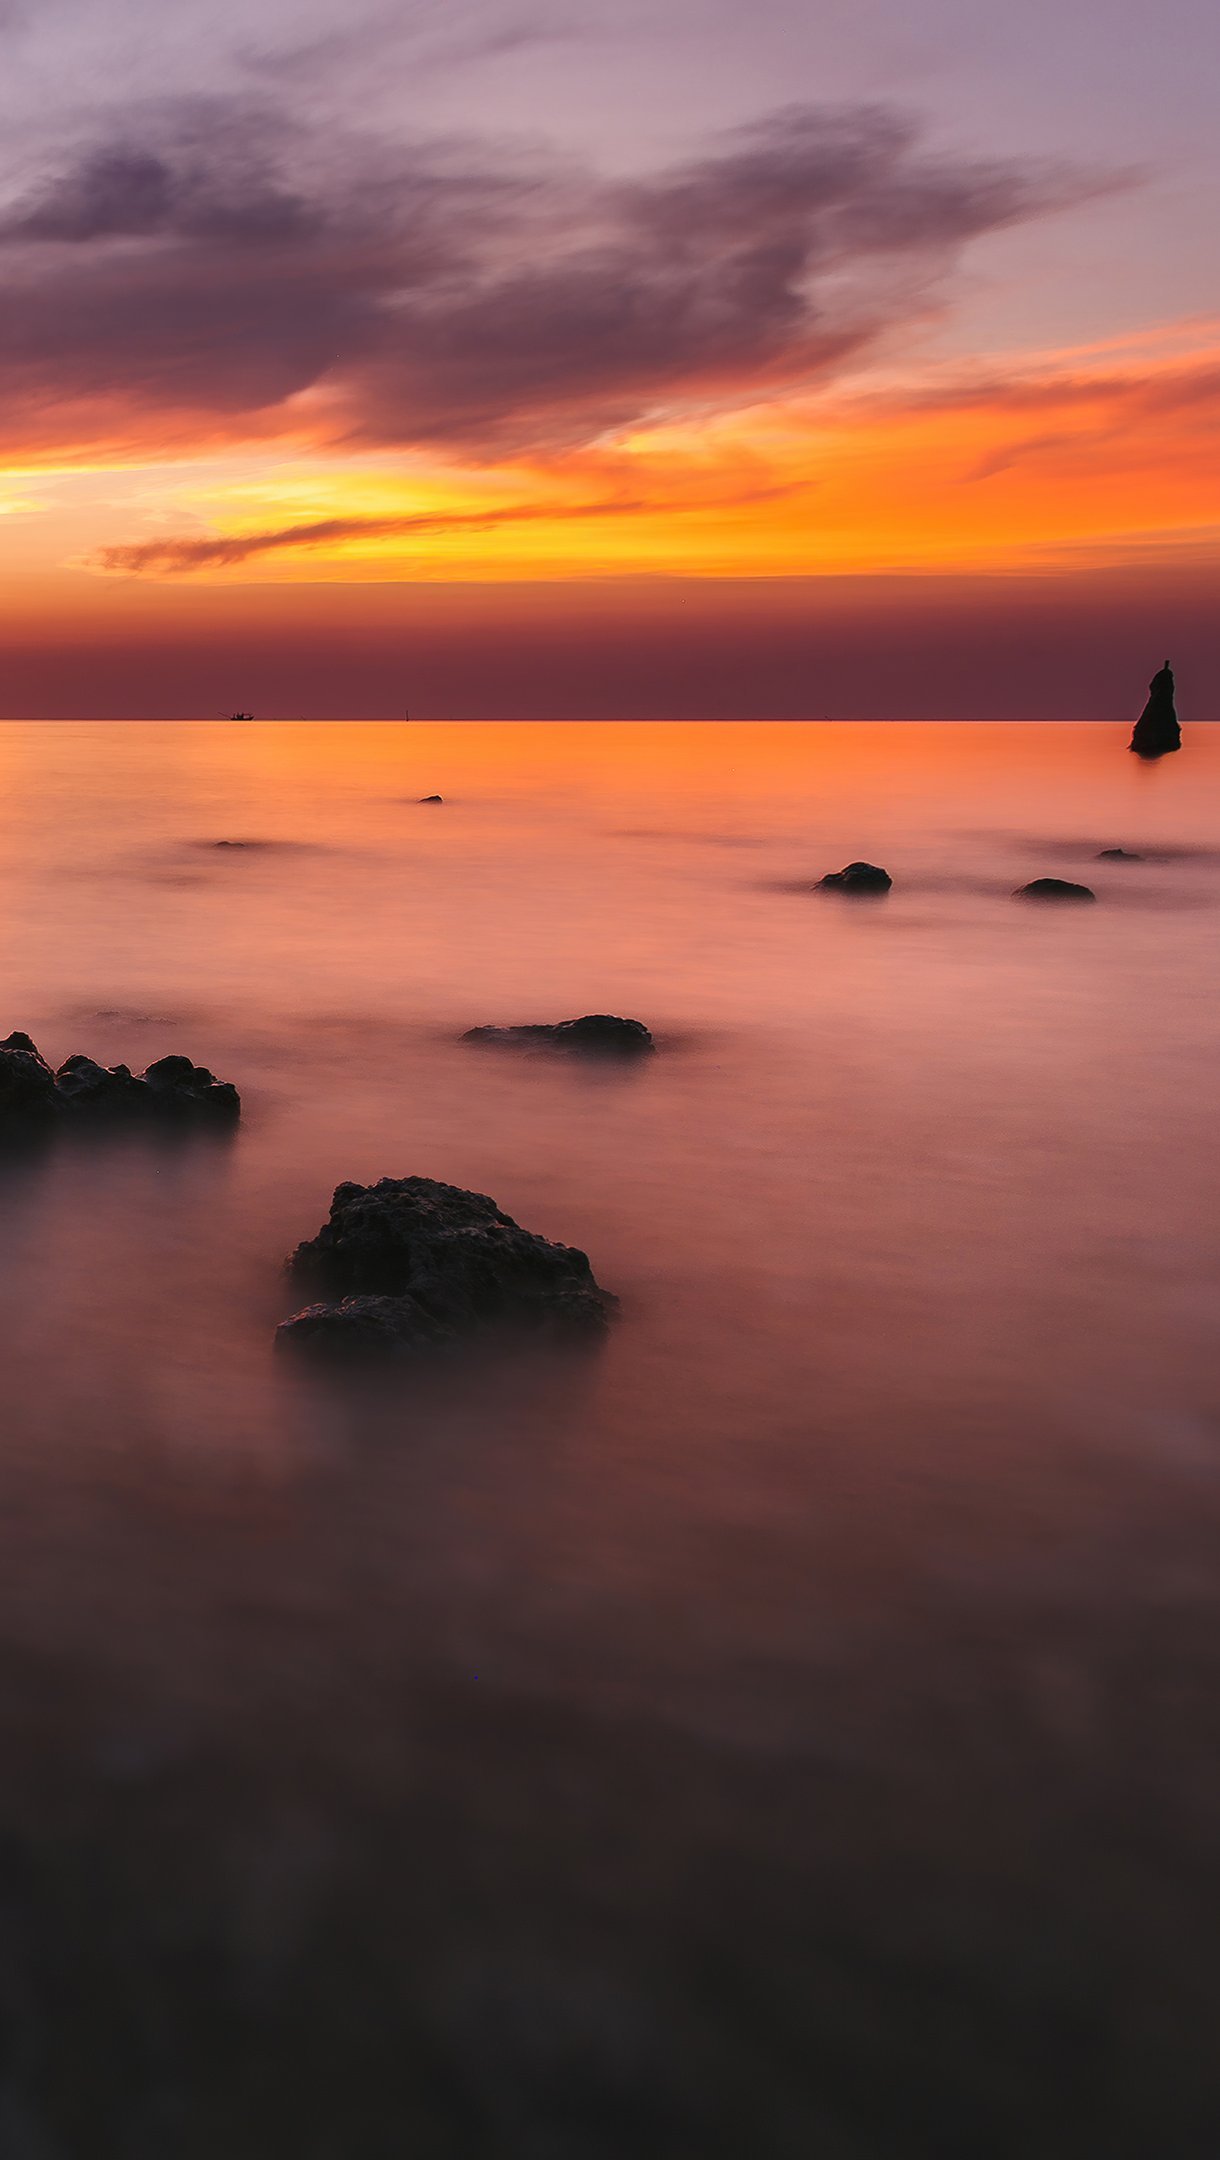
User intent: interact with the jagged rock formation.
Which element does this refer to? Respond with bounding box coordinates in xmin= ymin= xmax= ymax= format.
xmin=0 ymin=1034 xmax=60 ymax=1120
xmin=463 ymin=1015 xmax=654 ymax=1054
xmin=1015 ymin=879 xmax=1096 ymax=902
xmin=1130 ymin=661 xmax=1181 ymax=759
xmin=818 ymin=862 xmax=892 ymax=893
xmin=0 ymin=1034 xmax=240 ymax=1124
xmin=278 ymin=1175 xmax=615 ymax=1356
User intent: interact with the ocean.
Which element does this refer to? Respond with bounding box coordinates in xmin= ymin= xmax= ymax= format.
xmin=0 ymin=718 xmax=1218 ymax=2156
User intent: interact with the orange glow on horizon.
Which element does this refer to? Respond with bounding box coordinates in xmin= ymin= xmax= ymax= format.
xmin=1 ymin=320 xmax=1217 ymax=628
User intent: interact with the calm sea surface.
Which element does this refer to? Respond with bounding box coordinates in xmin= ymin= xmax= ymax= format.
xmin=1 ymin=719 xmax=1219 ymax=2157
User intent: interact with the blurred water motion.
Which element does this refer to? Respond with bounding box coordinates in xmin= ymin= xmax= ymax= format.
xmin=0 ymin=719 xmax=1218 ymax=2156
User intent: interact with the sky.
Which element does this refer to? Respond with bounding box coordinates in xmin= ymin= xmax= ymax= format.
xmin=0 ymin=0 xmax=1217 ymax=716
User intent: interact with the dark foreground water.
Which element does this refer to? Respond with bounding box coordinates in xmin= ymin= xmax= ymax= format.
xmin=0 ymin=719 xmax=1218 ymax=2158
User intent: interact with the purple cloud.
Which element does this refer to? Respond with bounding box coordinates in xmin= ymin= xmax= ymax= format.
xmin=0 ymin=100 xmax=1103 ymax=456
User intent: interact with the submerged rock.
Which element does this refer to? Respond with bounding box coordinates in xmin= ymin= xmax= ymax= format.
xmin=818 ymin=862 xmax=892 ymax=894
xmin=1015 ymin=879 xmax=1096 ymax=902
xmin=1097 ymin=848 xmax=1143 ymax=861
xmin=1130 ymin=661 xmax=1181 ymax=759
xmin=276 ymin=1294 xmax=453 ymax=1357
xmin=0 ymin=1035 xmax=240 ymax=1125
xmin=463 ymin=1015 xmax=654 ymax=1055
xmin=278 ymin=1175 xmax=615 ymax=1356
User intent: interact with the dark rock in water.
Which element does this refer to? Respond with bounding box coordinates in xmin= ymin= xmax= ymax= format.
xmin=463 ymin=1014 xmax=654 ymax=1055
xmin=418 ymin=794 xmax=444 ymax=804
xmin=0 ymin=1033 xmax=59 ymax=1118
xmin=278 ymin=1175 xmax=615 ymax=1356
xmin=818 ymin=861 xmax=892 ymax=894
xmin=142 ymin=1054 xmax=241 ymax=1119
xmin=1097 ymin=848 xmax=1143 ymax=861
xmin=553 ymin=1015 xmax=652 ymax=1052
xmin=1130 ymin=660 xmax=1181 ymax=759
xmin=0 ymin=1036 xmax=240 ymax=1125
xmin=55 ymin=1053 xmax=146 ymax=1112
xmin=1016 ymin=879 xmax=1096 ymax=902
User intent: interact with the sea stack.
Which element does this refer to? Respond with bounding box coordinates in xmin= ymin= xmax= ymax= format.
xmin=1129 ymin=661 xmax=1181 ymax=759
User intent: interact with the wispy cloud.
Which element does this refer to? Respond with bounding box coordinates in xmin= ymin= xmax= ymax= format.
xmin=0 ymin=99 xmax=1105 ymax=461
xmin=93 ymin=496 xmax=652 ymax=571
xmin=891 ymin=352 xmax=1220 ymax=478
xmin=91 ymin=469 xmax=804 ymax=571
xmin=236 ymin=2 xmax=578 ymax=91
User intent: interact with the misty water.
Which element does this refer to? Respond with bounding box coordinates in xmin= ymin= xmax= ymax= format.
xmin=1 ymin=718 xmax=1219 ymax=2157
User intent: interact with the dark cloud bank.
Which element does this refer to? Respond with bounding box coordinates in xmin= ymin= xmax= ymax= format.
xmin=0 ymin=99 xmax=1096 ymax=457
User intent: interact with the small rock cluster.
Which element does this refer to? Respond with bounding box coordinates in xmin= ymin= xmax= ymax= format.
xmin=0 ymin=1033 xmax=240 ymax=1124
xmin=812 ymin=867 xmax=1109 ymax=900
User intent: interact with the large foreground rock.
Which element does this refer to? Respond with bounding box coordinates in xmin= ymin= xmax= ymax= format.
xmin=0 ymin=1034 xmax=240 ymax=1125
xmin=463 ymin=1015 xmax=654 ymax=1055
xmin=1130 ymin=661 xmax=1181 ymax=758
xmin=818 ymin=862 xmax=892 ymax=894
xmin=278 ymin=1176 xmax=615 ymax=1356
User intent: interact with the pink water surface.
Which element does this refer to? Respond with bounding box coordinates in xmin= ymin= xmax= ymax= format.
xmin=0 ymin=719 xmax=1217 ymax=2158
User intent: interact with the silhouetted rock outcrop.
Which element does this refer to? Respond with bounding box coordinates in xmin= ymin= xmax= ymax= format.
xmin=463 ymin=1015 xmax=654 ymax=1055
xmin=142 ymin=1054 xmax=241 ymax=1116
xmin=1015 ymin=879 xmax=1096 ymax=902
xmin=1097 ymin=848 xmax=1143 ymax=860
xmin=278 ymin=1175 xmax=615 ymax=1356
xmin=418 ymin=795 xmax=444 ymax=803
xmin=818 ymin=862 xmax=892 ymax=893
xmin=1130 ymin=662 xmax=1181 ymax=759
xmin=0 ymin=1034 xmax=59 ymax=1119
xmin=0 ymin=1034 xmax=240 ymax=1125
xmin=55 ymin=1054 xmax=147 ymax=1113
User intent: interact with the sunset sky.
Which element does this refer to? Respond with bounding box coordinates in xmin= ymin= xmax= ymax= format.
xmin=1 ymin=0 xmax=1217 ymax=715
